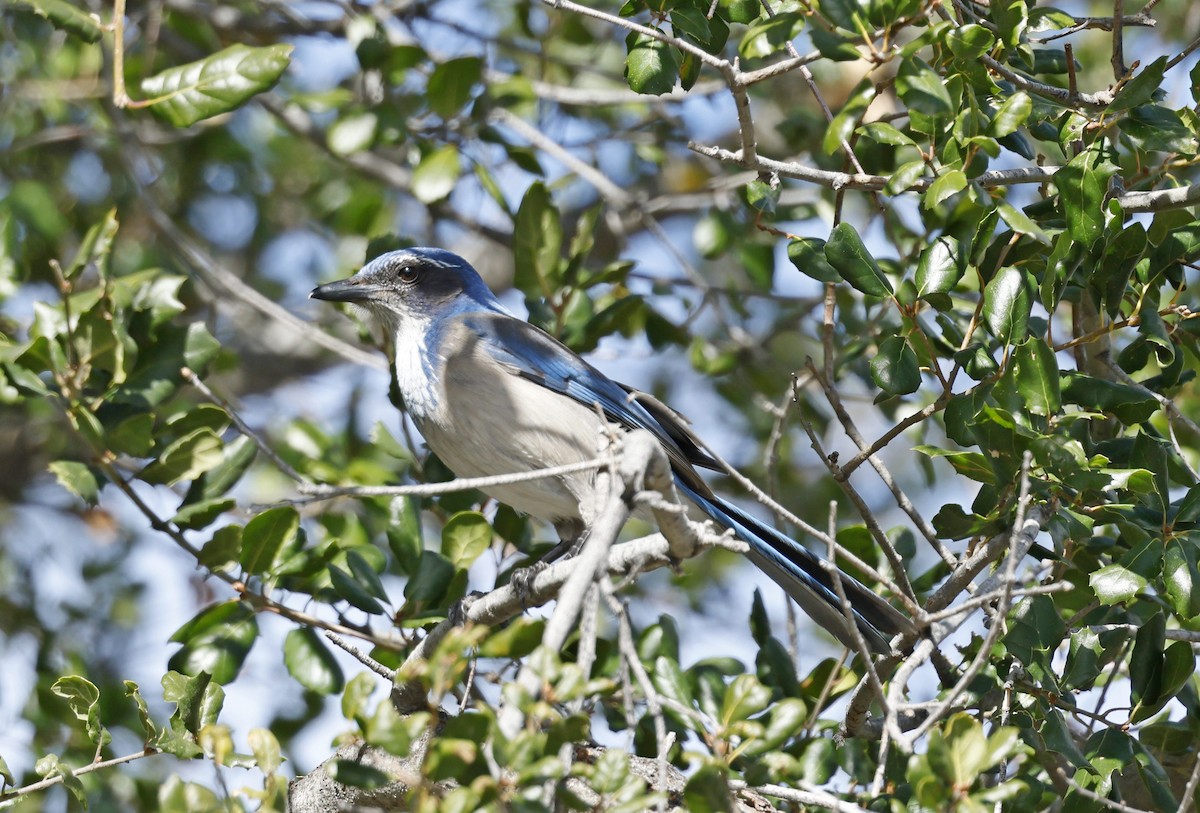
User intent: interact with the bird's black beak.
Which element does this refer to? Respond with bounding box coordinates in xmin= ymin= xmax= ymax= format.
xmin=310 ymin=277 xmax=379 ymax=303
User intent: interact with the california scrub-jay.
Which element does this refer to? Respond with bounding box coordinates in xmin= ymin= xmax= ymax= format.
xmin=312 ymin=248 xmax=912 ymax=654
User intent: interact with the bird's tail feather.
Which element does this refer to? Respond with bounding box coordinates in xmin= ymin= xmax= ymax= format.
xmin=681 ymin=485 xmax=913 ymax=654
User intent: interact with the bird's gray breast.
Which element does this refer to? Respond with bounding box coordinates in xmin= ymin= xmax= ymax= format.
xmin=414 ymin=320 xmax=606 ymax=525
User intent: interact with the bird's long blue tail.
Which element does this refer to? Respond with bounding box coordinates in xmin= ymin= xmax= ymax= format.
xmin=680 ymin=484 xmax=912 ymax=654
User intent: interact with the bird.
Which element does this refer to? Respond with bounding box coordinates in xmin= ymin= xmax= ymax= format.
xmin=311 ymin=247 xmax=913 ymax=654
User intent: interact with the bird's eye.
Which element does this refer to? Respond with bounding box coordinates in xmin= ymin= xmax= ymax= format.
xmin=397 ymin=265 xmax=419 ymax=284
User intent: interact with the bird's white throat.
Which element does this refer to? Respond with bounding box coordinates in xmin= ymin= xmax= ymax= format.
xmin=389 ymin=313 xmax=440 ymax=420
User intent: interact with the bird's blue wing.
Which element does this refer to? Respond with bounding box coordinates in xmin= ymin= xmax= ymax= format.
xmin=460 ymin=312 xmax=718 ymax=486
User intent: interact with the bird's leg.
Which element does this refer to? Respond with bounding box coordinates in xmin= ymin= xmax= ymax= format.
xmin=510 ymin=518 xmax=586 ymax=605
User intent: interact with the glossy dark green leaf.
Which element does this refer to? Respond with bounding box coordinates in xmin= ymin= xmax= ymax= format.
xmin=1108 ymin=56 xmax=1167 ymax=113
xmin=824 ymin=222 xmax=892 ymax=296
xmin=787 ymin=237 xmax=839 ymax=283
xmin=1056 ymin=143 xmax=1118 ymax=247
xmin=896 ymin=57 xmax=953 ymax=119
xmin=886 ymin=159 xmax=928 ymax=195
xmin=982 ymin=267 xmax=1032 ymax=343
xmin=168 ymin=603 xmax=258 ymax=685
xmin=329 ymin=566 xmax=386 ymax=615
xmin=427 ymin=56 xmax=483 ymax=118
xmin=141 ymin=44 xmax=293 ymax=127
xmin=915 ymin=236 xmax=964 ymax=297
xmin=346 ymin=549 xmax=389 ymax=601
xmin=990 ymin=91 xmax=1031 ymax=137
xmin=1060 ymin=372 xmax=1158 ymax=424
xmin=870 ymin=335 xmax=921 ymax=395
xmin=1090 ymin=563 xmax=1147 ymax=605
xmin=624 ymin=32 xmax=678 ymax=95
xmin=284 ymin=628 xmax=345 ymax=695
xmin=240 ymin=506 xmax=299 ymax=575
xmin=402 ymin=550 xmax=455 ymax=607
xmin=989 ymin=0 xmax=1027 ymax=49
xmin=823 ymin=79 xmax=875 ymax=155
xmin=1010 ymin=338 xmax=1060 ymax=415
xmin=1129 ymin=612 xmax=1165 ymax=709
xmin=1163 ymin=538 xmax=1200 ymax=621
xmin=923 ymin=169 xmax=967 ymax=209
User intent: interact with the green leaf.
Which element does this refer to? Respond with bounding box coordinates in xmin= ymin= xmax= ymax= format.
xmin=857 ymin=121 xmax=915 ymax=146
xmin=441 ymin=511 xmax=492 ymax=569
xmin=870 ymin=335 xmax=921 ymax=395
xmin=824 ymin=222 xmax=892 ymax=296
xmin=1090 ymin=563 xmax=1147 ymax=605
xmin=1108 ymin=56 xmax=1167 ymax=113
xmin=1056 ymin=143 xmax=1118 ymax=247
xmin=284 ymin=628 xmax=345 ymax=695
xmin=886 ymin=159 xmax=928 ymax=195
xmin=1010 ymin=338 xmax=1060 ymax=415
xmin=683 ymin=762 xmax=732 ymax=813
xmin=124 ymin=680 xmax=158 ymax=745
xmin=141 ymin=44 xmax=293 ymax=128
xmin=327 ymin=113 xmax=378 ymax=156
xmin=923 ymin=169 xmax=967 ymax=209
xmin=1060 ymin=372 xmax=1158 ymax=424
xmin=427 ymin=56 xmax=483 ymax=118
xmin=896 ymin=57 xmax=953 ymax=120
xmin=141 ymin=428 xmax=225 ymax=486
xmin=411 ymin=145 xmax=461 ymax=204
xmin=787 ymin=238 xmax=839 ymax=283
xmin=387 ymin=496 xmax=423 ymax=574
xmin=53 ymin=676 xmax=110 ymax=748
xmin=915 ymin=235 xmax=964 ymax=297
xmin=168 ymin=603 xmax=259 ymax=685
xmin=402 ymin=550 xmax=455 ymax=608
xmin=720 ymin=674 xmax=771 ymax=725
xmin=982 ymin=267 xmax=1032 ymax=343
xmin=990 ymin=91 xmax=1032 ymax=137
xmin=171 ymin=497 xmax=234 ymax=531
xmin=996 ymin=201 xmax=1051 ymax=244
xmin=9 ymin=0 xmax=101 ymax=42
xmin=248 ymin=728 xmax=282 ymax=774
xmin=624 ymin=32 xmax=678 ymax=95
xmin=327 ymin=760 xmax=392 ymax=789
xmin=48 ymin=460 xmax=100 ymax=505
xmin=513 ymin=181 xmax=563 ymax=296
xmin=1129 ymin=612 xmax=1165 ymax=712
xmin=739 ymin=11 xmax=804 ymax=59
xmin=913 ymin=446 xmax=996 ymax=484
xmin=240 ymin=506 xmax=299 ymax=575
xmin=1163 ymin=538 xmax=1200 ymax=621
xmin=329 ymin=566 xmax=386 ymax=615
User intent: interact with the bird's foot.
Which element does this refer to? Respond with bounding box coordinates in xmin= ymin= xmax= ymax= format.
xmin=448 ymin=590 xmax=486 ymax=626
xmin=509 ymin=561 xmax=549 ymax=608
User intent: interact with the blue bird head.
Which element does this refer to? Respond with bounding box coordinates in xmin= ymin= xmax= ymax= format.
xmin=310 ymin=248 xmax=502 ymax=332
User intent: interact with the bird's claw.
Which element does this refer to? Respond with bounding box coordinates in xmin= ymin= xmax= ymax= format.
xmin=510 ymin=561 xmax=549 ymax=608
xmin=448 ymin=590 xmax=485 ymax=626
